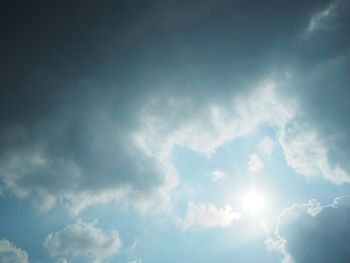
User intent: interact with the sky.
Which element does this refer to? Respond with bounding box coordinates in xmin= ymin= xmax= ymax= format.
xmin=1 ymin=0 xmax=350 ymax=262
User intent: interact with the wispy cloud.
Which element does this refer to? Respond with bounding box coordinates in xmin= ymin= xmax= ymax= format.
xmin=248 ymin=154 xmax=264 ymax=172
xmin=258 ymin=136 xmax=275 ymax=156
xmin=304 ymin=0 xmax=343 ymax=38
xmin=212 ymin=170 xmax=225 ymax=182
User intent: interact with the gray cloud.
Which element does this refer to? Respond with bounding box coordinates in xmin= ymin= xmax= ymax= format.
xmin=0 ymin=0 xmax=349 ymax=215
xmin=1 ymin=74 xmax=350 ymax=215
xmin=267 ymin=197 xmax=350 ymax=263
xmin=45 ymin=220 xmax=122 ymax=263
xmin=305 ymin=0 xmax=340 ymax=35
xmin=0 ymin=239 xmax=29 ymax=263
xmin=0 ymin=90 xmax=177 ymax=214
xmin=278 ymin=122 xmax=350 ymax=184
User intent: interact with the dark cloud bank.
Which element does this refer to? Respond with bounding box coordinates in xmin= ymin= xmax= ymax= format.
xmin=269 ymin=197 xmax=350 ymax=263
xmin=0 ymin=0 xmax=350 ymax=242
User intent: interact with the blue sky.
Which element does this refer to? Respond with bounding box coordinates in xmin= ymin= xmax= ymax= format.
xmin=1 ymin=0 xmax=350 ymax=262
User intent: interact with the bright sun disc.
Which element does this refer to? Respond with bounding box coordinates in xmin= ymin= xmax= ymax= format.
xmin=242 ymin=191 xmax=264 ymax=215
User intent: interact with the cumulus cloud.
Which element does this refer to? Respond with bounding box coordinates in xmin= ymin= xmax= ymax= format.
xmin=278 ymin=124 xmax=350 ymax=184
xmin=180 ymin=201 xmax=241 ymax=230
xmin=258 ymin=136 xmax=274 ymax=156
xmin=0 ymin=239 xmax=29 ymax=263
xmin=248 ymin=154 xmax=264 ymax=172
xmin=211 ymin=170 xmax=225 ymax=182
xmin=44 ymin=220 xmax=122 ymax=263
xmin=267 ymin=197 xmax=350 ymax=263
xmin=135 ymin=83 xmax=296 ymax=158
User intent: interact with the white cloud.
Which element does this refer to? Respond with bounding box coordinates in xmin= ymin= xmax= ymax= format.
xmin=135 ymin=82 xmax=297 ymax=159
xmin=132 ymin=81 xmax=350 ymax=196
xmin=248 ymin=154 xmax=264 ymax=172
xmin=128 ymin=259 xmax=142 ymax=263
xmin=279 ymin=124 xmax=350 ymax=184
xmin=265 ymin=238 xmax=292 ymax=263
xmin=212 ymin=170 xmax=225 ymax=182
xmin=44 ymin=220 xmax=122 ymax=263
xmin=180 ymin=201 xmax=241 ymax=230
xmin=0 ymin=239 xmax=29 ymax=263
xmin=267 ymin=197 xmax=350 ymax=263
xmin=258 ymin=136 xmax=274 ymax=156
xmin=55 ymin=259 xmax=68 ymax=263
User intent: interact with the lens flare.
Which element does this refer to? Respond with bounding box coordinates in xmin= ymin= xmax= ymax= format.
xmin=242 ymin=191 xmax=264 ymax=215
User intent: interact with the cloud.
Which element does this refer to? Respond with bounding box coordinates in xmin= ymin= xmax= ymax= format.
xmin=1 ymin=74 xmax=349 ymax=217
xmin=3 ymin=0 xmax=310 ymax=215
xmin=0 ymin=81 xmax=297 ymax=214
xmin=44 ymin=220 xmax=122 ymax=263
xmin=212 ymin=170 xmax=225 ymax=182
xmin=180 ymin=201 xmax=241 ymax=230
xmin=305 ymin=1 xmax=338 ymax=34
xmin=135 ymin=83 xmax=296 ymax=159
xmin=1 ymin=1 xmax=350 ymax=261
xmin=267 ymin=196 xmax=350 ymax=263
xmin=0 ymin=0 xmax=348 ymax=221
xmin=258 ymin=136 xmax=274 ymax=156
xmin=0 ymin=239 xmax=29 ymax=263
xmin=0 ymin=91 xmax=178 ymax=215
xmin=248 ymin=154 xmax=264 ymax=172
xmin=302 ymin=0 xmax=350 ymax=46
xmin=278 ymin=123 xmax=350 ymax=184
xmin=128 ymin=259 xmax=142 ymax=263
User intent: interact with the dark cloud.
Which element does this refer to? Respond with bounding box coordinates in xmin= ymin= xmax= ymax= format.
xmin=1 ymin=0 xmax=349 ymax=213
xmin=269 ymin=197 xmax=350 ymax=262
xmin=0 ymin=86 xmax=172 ymax=213
xmin=1 ymin=2 xmax=350 ymax=263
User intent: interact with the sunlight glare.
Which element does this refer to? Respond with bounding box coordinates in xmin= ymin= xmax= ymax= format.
xmin=242 ymin=191 xmax=264 ymax=215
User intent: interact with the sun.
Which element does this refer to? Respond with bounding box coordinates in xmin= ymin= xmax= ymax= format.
xmin=242 ymin=191 xmax=265 ymax=215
